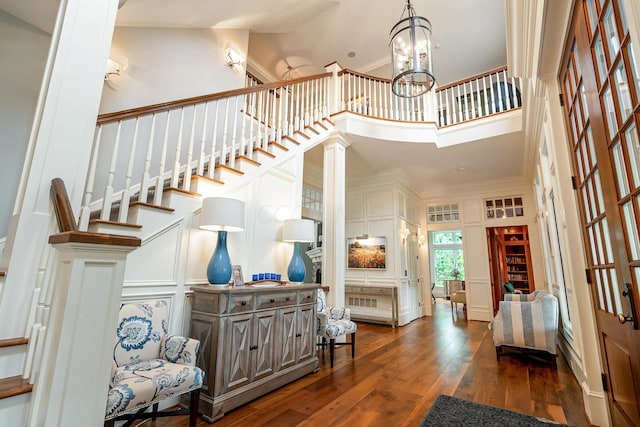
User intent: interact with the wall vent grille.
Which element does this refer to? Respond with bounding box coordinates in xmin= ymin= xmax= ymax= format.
xmin=348 ymin=297 xmax=378 ymax=308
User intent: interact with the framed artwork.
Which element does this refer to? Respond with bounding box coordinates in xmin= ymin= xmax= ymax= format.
xmin=232 ymin=265 xmax=244 ymax=287
xmin=347 ymin=236 xmax=386 ymax=269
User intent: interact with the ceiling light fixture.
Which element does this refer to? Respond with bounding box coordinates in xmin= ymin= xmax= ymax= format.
xmin=389 ymin=0 xmax=435 ymax=97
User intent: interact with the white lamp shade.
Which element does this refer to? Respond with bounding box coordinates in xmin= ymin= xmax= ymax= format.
xmin=199 ymin=197 xmax=245 ymax=232
xmin=282 ymin=219 xmax=315 ymax=242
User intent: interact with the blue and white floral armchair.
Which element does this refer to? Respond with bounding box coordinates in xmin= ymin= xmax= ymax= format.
xmin=316 ymin=288 xmax=357 ymax=368
xmin=105 ymin=301 xmax=204 ymax=427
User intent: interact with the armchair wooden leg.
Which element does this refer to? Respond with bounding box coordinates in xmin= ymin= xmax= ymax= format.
xmin=329 ymin=338 xmax=335 ymax=368
xmin=351 ymin=332 xmax=356 ymax=359
xmin=104 ymin=420 xmax=115 ymax=427
xmin=189 ymin=388 xmax=200 ymax=427
xmin=152 ymin=402 xmax=159 ymax=421
xmin=496 ymin=345 xmax=502 ymax=361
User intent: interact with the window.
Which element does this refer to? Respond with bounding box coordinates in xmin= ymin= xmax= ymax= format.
xmin=485 ymin=196 xmax=524 ymax=219
xmin=302 ymin=186 xmax=322 ymax=212
xmin=429 ymin=230 xmax=464 ymax=297
xmin=428 ymin=203 xmax=459 ymax=223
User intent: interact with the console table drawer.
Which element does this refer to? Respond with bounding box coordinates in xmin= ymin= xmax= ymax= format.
xmin=256 ymin=292 xmax=296 ymax=310
xmin=227 ymin=294 xmax=254 ymax=313
xmin=298 ymin=289 xmax=316 ymax=304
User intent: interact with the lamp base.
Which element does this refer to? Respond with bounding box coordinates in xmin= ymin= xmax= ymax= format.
xmin=207 ymin=231 xmax=232 ymax=285
xmin=287 ymin=242 xmax=306 ymax=283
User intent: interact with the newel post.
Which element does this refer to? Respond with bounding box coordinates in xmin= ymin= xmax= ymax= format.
xmin=325 ymin=62 xmax=343 ymax=116
xmin=28 ymin=232 xmax=140 ymax=427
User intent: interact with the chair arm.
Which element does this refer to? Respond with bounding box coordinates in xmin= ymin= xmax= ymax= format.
xmin=109 ymin=359 xmax=118 ymax=387
xmin=160 ymin=335 xmax=200 ymax=366
xmin=318 ymin=311 xmax=330 ymax=328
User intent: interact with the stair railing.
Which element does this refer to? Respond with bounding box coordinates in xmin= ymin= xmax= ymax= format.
xmin=78 ymin=72 xmax=332 ymax=230
xmin=79 ymin=65 xmax=521 ymax=231
xmin=435 ymin=66 xmax=522 ymax=127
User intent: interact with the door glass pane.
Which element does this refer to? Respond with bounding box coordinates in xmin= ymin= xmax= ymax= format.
xmin=602 ymin=217 xmax=614 ymax=263
xmin=626 ymin=124 xmax=640 ymax=188
xmin=583 ymin=186 xmax=592 ymax=222
xmin=567 ymin=62 xmax=576 ymax=98
xmin=603 ymin=3 xmax=621 ymax=61
xmin=617 ymin=0 xmax=628 ymax=35
xmin=577 ymin=138 xmax=586 ymax=180
xmin=589 ymin=225 xmax=599 ymax=264
xmin=595 ymin=221 xmax=606 ymax=264
xmin=587 ymin=126 xmax=596 ymax=166
xmin=586 ymin=0 xmax=598 ymax=35
xmin=629 ymin=44 xmax=640 ymax=97
xmin=594 ymin=34 xmax=608 ymax=85
xmin=588 ymin=177 xmax=597 ymax=219
xmin=602 ymin=85 xmax=618 ymax=139
xmin=595 ymin=170 xmax=606 ymax=214
xmin=581 ymin=84 xmax=589 ymax=120
xmin=610 ymin=269 xmax=622 ymax=315
xmin=622 ymin=201 xmax=640 ymax=261
xmin=595 ymin=269 xmax=606 ymax=310
xmin=614 ymin=61 xmax=633 ymax=121
xmin=602 ymin=268 xmax=613 ymax=313
xmin=613 ymin=141 xmax=631 ymax=197
xmin=575 ymin=95 xmax=584 ymax=129
xmin=571 ymin=111 xmax=579 ymax=141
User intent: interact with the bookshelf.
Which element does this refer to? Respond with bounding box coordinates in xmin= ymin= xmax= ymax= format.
xmin=501 ymin=227 xmax=533 ymax=292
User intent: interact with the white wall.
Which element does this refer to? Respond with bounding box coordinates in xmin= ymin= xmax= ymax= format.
xmin=0 ymin=11 xmax=51 ymax=238
xmin=99 ymin=27 xmax=249 ymax=113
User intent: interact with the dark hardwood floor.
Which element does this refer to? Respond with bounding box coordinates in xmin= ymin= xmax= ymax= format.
xmin=146 ymin=300 xmax=591 ymax=427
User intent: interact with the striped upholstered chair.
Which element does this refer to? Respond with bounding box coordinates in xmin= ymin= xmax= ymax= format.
xmin=105 ymin=301 xmax=204 ymax=426
xmin=490 ymin=290 xmax=559 ymax=364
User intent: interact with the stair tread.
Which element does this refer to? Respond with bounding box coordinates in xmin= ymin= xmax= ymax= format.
xmin=0 ymin=376 xmax=32 ymax=399
xmin=254 ymin=147 xmax=276 ymax=159
xmin=129 ymin=201 xmax=175 ymax=212
xmin=236 ymin=155 xmax=261 ymax=167
xmin=269 ymin=141 xmax=289 ymax=151
xmin=165 ymin=187 xmax=201 ymax=197
xmin=294 ymin=129 xmax=311 ymax=140
xmin=215 ymin=164 xmax=244 ymax=176
xmin=191 ymin=175 xmax=224 ymax=185
xmin=89 ymin=219 xmax=143 ymax=229
xmin=0 ymin=338 xmax=28 ymax=348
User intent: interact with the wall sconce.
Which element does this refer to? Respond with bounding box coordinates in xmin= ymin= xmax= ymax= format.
xmin=225 ymin=46 xmax=244 ymax=68
xmin=418 ymin=235 xmax=425 ymax=247
xmin=105 ymin=50 xmax=128 ymax=82
xmin=402 ymin=228 xmax=411 ymax=243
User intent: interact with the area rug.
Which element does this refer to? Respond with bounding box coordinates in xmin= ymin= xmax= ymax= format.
xmin=419 ymin=395 xmax=574 ymax=426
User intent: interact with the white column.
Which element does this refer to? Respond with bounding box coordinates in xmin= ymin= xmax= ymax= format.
xmin=0 ymin=0 xmax=120 ymax=338
xmin=325 ymin=62 xmax=343 ymax=116
xmin=322 ymin=133 xmax=349 ymax=307
xmin=29 ymin=233 xmax=139 ymax=427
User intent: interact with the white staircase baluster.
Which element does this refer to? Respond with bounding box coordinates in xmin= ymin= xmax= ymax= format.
xmin=230 ymin=96 xmax=239 ymax=169
xmin=248 ymin=92 xmax=256 ymax=156
xmin=208 ymin=101 xmax=220 ymax=179
xmin=100 ymin=121 xmax=122 ymax=221
xmin=154 ymin=110 xmax=171 ymax=206
xmin=295 ymin=82 xmax=301 ymax=131
xmin=503 ymin=69 xmax=512 ymax=110
xmin=118 ymin=118 xmax=139 ymax=223
xmin=79 ymin=125 xmax=102 ymax=230
xmin=256 ymin=91 xmax=264 ymax=150
xmin=183 ymin=104 xmax=198 ymax=191
xmin=197 ymin=103 xmax=210 ymax=177
xmin=171 ymin=108 xmax=185 ymax=188
xmin=511 ymin=75 xmax=519 ymax=108
xmin=139 ymin=113 xmax=156 ymax=204
xmin=456 ymin=85 xmax=463 ymax=124
xmin=482 ymin=76 xmax=489 ymax=117
xmin=270 ymin=88 xmax=277 ymax=142
xmin=241 ymin=94 xmax=248 ymax=159
xmin=222 ymin=98 xmax=230 ymax=167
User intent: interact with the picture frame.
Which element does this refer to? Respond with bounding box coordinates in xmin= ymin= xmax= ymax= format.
xmin=347 ymin=236 xmax=386 ymax=269
xmin=232 ymin=265 xmax=244 ymax=287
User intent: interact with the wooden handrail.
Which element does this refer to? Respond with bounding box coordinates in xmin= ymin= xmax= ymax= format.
xmin=50 ymin=178 xmax=77 ymax=233
xmin=338 ymin=68 xmax=392 ymax=83
xmin=96 ymin=72 xmax=333 ymax=125
xmin=435 ymin=65 xmax=508 ymax=92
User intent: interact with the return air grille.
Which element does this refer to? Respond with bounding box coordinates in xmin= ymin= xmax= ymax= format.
xmin=348 ymin=297 xmax=378 ymax=308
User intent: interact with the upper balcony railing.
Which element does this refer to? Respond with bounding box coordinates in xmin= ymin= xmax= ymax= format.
xmin=79 ymin=64 xmax=521 ymax=231
xmin=337 ymin=65 xmax=521 ymax=126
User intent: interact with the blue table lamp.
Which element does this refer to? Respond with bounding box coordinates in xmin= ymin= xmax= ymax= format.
xmin=282 ymin=219 xmax=315 ymax=283
xmin=199 ymin=197 xmax=245 ymax=285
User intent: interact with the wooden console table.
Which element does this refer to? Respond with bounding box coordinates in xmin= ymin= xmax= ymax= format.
xmin=189 ymin=284 xmax=319 ymax=422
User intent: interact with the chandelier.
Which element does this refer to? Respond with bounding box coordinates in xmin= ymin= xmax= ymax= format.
xmin=389 ymin=0 xmax=435 ymax=97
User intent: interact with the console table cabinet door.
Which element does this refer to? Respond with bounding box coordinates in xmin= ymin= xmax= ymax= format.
xmin=277 ymin=306 xmax=297 ymax=371
xmin=222 ymin=313 xmax=253 ymax=393
xmin=253 ymin=310 xmax=276 ymax=381
xmin=297 ymin=305 xmax=315 ymax=362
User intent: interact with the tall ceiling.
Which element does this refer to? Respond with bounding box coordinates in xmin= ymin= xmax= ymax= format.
xmin=4 ymin=0 xmax=532 ymax=198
